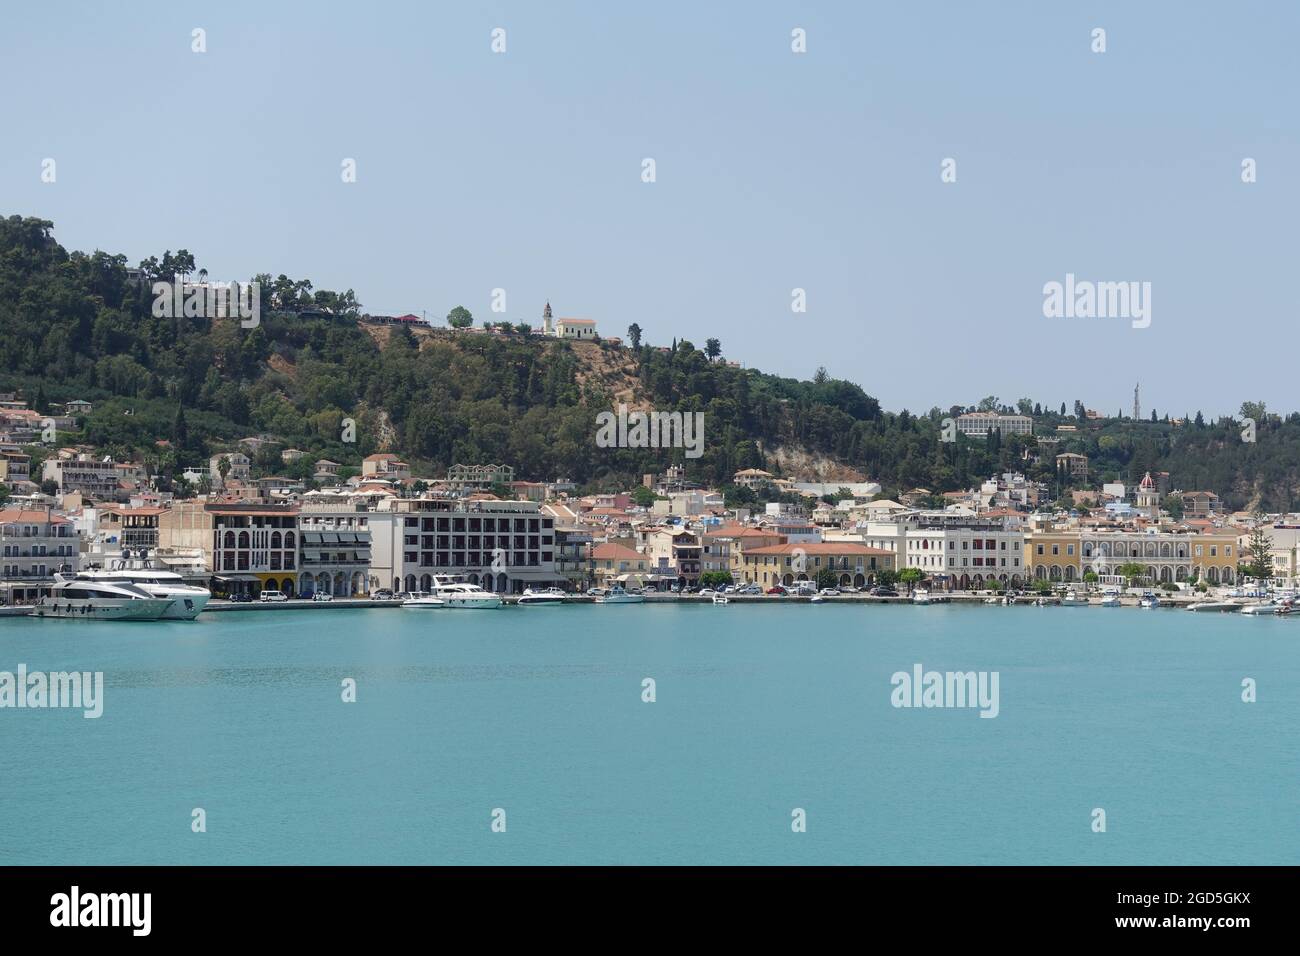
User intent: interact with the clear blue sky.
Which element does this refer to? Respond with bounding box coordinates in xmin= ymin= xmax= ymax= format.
xmin=2 ymin=1 xmax=1296 ymax=418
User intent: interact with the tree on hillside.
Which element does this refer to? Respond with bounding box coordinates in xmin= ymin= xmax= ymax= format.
xmin=446 ymin=306 xmax=474 ymax=329
xmin=626 ymin=323 xmax=642 ymax=349
xmin=704 ymin=338 xmax=722 ymax=362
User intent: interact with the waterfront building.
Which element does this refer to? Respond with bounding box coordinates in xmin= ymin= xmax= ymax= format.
xmin=590 ymin=542 xmax=652 ymax=588
xmin=861 ymin=511 xmax=1026 ymax=589
xmin=96 ymin=505 xmax=165 ymax=554
xmin=0 ymin=506 xmax=79 ymax=603
xmin=297 ymin=501 xmax=372 ymax=597
xmin=1029 ymin=527 xmax=1240 ymax=585
xmin=368 ymin=497 xmax=559 ymax=594
xmin=638 ymin=526 xmax=703 ymax=587
xmin=158 ymin=501 xmax=300 ymax=597
xmin=739 ymin=541 xmax=894 ymax=589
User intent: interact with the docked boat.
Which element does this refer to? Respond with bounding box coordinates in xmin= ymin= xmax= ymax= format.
xmin=431 ymin=578 xmax=503 ymax=609
xmin=596 ymin=586 xmax=644 ymax=605
xmin=77 ymin=558 xmax=210 ymax=620
xmin=1099 ymin=589 xmax=1121 ymax=608
xmin=1187 ymin=599 xmax=1243 ymax=613
xmin=1239 ymin=602 xmax=1274 ymax=616
xmin=32 ymin=575 xmax=175 ymax=621
xmin=401 ymin=592 xmax=446 ymax=608
xmin=1062 ymin=590 xmax=1085 ymax=607
xmin=518 ymin=587 xmax=569 ymax=606
xmin=912 ymin=589 xmax=933 ymax=605
xmin=809 ymin=594 xmax=824 ymax=604
xmin=712 ymin=593 xmax=730 ymax=605
xmin=1138 ymin=592 xmax=1160 ymax=609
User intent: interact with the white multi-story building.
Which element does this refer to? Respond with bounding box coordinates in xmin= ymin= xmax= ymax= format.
xmin=368 ymin=497 xmax=561 ymax=594
xmin=297 ymin=501 xmax=373 ymax=597
xmin=955 ymin=412 xmax=1033 ymax=438
xmin=857 ymin=511 xmax=1026 ymax=589
xmin=0 ymin=506 xmax=80 ymax=602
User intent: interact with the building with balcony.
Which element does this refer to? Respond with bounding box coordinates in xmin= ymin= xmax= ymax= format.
xmin=368 ymin=497 xmax=559 ymax=594
xmin=296 ymin=502 xmax=372 ymax=597
xmin=158 ymin=501 xmax=300 ymax=597
xmin=739 ymin=541 xmax=894 ymax=589
xmin=955 ymin=412 xmax=1034 ymax=438
xmin=0 ymin=507 xmax=79 ymax=602
xmin=42 ymin=453 xmax=123 ymax=501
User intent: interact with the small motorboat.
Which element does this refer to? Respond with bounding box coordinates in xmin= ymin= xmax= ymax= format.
xmin=712 ymin=594 xmax=730 ymax=605
xmin=402 ymin=592 xmax=446 ymax=609
xmin=809 ymin=594 xmax=824 ymax=604
xmin=596 ymin=586 xmax=645 ymax=605
xmin=518 ymin=587 xmax=569 ymax=606
xmin=912 ymin=589 xmax=932 ymax=605
xmin=1138 ymin=592 xmax=1160 ymax=609
xmin=1100 ymin=590 xmax=1121 ymax=608
xmin=1062 ymin=591 xmax=1085 ymax=607
xmin=1187 ymin=600 xmax=1243 ymax=613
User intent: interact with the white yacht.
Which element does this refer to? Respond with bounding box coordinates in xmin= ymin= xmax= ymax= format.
xmin=1099 ymin=590 xmax=1122 ymax=608
xmin=518 ymin=587 xmax=569 ymax=606
xmin=401 ymin=591 xmax=446 ymax=609
xmin=912 ymin=589 xmax=933 ymax=605
xmin=1187 ymin=599 xmax=1244 ymax=613
xmin=596 ymin=586 xmax=644 ymax=605
xmin=77 ymin=557 xmax=210 ymax=619
xmin=33 ymin=575 xmax=176 ymax=621
xmin=430 ymin=576 xmax=503 ymax=609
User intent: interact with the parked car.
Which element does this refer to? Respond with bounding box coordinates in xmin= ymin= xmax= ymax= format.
xmin=766 ymin=586 xmax=788 ymax=595
xmin=260 ymin=590 xmax=288 ymax=603
xmin=312 ymin=592 xmax=333 ymax=602
xmin=869 ymin=586 xmax=899 ymax=597
xmin=229 ymin=592 xmax=254 ymax=603
xmin=839 ymin=586 xmax=859 ymax=593
xmin=737 ymin=584 xmax=763 ymax=595
xmin=373 ymin=589 xmax=394 ymax=600
xmin=586 ymin=587 xmax=608 ymax=597
xmin=698 ymin=588 xmax=717 ymax=597
xmin=819 ymin=588 xmax=840 ymax=596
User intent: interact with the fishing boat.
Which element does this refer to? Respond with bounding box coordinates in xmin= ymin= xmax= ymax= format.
xmin=596 ymin=586 xmax=644 ymax=605
xmin=401 ymin=591 xmax=446 ymax=609
xmin=32 ymin=575 xmax=175 ymax=621
xmin=518 ymin=587 xmax=569 ymax=606
xmin=77 ymin=556 xmax=210 ymax=619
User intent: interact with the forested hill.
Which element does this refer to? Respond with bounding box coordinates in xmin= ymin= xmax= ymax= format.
xmin=1 ymin=214 xmax=1296 ymax=510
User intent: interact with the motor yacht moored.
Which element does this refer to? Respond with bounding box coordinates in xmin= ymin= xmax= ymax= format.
xmin=429 ymin=576 xmax=503 ymax=609
xmin=518 ymin=587 xmax=569 ymax=606
xmin=77 ymin=557 xmax=210 ymax=619
xmin=32 ymin=575 xmax=176 ymax=621
xmin=401 ymin=592 xmax=446 ymax=608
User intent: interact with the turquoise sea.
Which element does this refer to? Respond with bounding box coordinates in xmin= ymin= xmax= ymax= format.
xmin=1 ymin=603 xmax=1295 ymax=865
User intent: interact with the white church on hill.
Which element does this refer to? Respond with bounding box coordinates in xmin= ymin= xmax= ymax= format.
xmin=540 ymin=302 xmax=597 ymax=340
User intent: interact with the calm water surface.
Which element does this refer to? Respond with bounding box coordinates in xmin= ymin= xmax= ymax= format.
xmin=1 ymin=603 xmax=1295 ymax=865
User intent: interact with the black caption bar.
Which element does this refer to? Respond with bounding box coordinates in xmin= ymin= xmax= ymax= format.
xmin=0 ymin=866 xmax=1286 ymax=941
